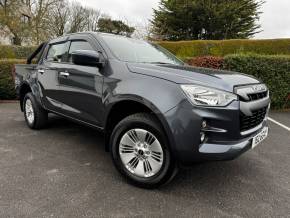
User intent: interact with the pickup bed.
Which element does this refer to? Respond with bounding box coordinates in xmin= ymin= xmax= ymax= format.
xmin=15 ymin=32 xmax=270 ymax=188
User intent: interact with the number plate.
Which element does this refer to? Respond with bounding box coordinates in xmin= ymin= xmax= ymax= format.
xmin=252 ymin=127 xmax=268 ymax=149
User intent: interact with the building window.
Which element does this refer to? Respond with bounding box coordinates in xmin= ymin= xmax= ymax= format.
xmin=21 ymin=14 xmax=30 ymax=24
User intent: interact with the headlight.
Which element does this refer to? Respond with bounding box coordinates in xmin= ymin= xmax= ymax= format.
xmin=181 ymin=85 xmax=237 ymax=107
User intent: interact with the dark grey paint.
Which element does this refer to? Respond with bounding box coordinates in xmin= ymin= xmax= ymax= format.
xmin=15 ymin=32 xmax=270 ymax=165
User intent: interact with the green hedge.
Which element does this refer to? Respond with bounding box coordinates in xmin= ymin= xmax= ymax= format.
xmin=223 ymin=54 xmax=290 ymax=109
xmin=1 ymin=39 xmax=290 ymax=60
xmin=1 ymin=55 xmax=289 ymax=109
xmin=0 ymin=45 xmax=36 ymax=59
xmin=1 ymin=39 xmax=290 ymax=59
xmin=0 ymin=59 xmax=26 ymax=100
xmin=158 ymin=39 xmax=290 ymax=59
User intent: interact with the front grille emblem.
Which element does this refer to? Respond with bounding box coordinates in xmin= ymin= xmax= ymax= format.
xmin=251 ymin=84 xmax=266 ymax=92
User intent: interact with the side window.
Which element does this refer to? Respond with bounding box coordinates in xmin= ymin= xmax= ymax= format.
xmin=46 ymin=42 xmax=69 ymax=62
xmin=68 ymin=40 xmax=94 ymax=62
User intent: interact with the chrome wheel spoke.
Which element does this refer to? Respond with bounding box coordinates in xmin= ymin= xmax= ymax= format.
xmin=119 ymin=128 xmax=164 ymax=178
xmin=150 ymin=140 xmax=163 ymax=153
xmin=126 ymin=156 xmax=140 ymax=173
xmin=127 ymin=130 xmax=139 ymax=143
xmin=147 ymin=157 xmax=162 ymax=172
xmin=143 ymin=159 xmax=153 ymax=177
xmin=151 ymin=151 xmax=163 ymax=163
xmin=145 ymin=132 xmax=156 ymax=145
xmin=134 ymin=159 xmax=144 ymax=176
xmin=121 ymin=134 xmax=137 ymax=147
xmin=120 ymin=152 xmax=135 ymax=164
xmin=128 ymin=156 xmax=139 ymax=168
xmin=120 ymin=143 xmax=135 ymax=153
xmin=136 ymin=129 xmax=146 ymax=142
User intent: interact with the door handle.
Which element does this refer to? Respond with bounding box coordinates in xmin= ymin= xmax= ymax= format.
xmin=38 ymin=69 xmax=45 ymax=74
xmin=59 ymin=72 xmax=70 ymax=77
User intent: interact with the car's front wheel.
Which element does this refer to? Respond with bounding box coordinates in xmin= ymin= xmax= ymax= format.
xmin=23 ymin=93 xmax=48 ymax=129
xmin=110 ymin=113 xmax=177 ymax=188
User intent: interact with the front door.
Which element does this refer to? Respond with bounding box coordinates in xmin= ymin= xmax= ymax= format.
xmin=57 ymin=39 xmax=104 ymax=127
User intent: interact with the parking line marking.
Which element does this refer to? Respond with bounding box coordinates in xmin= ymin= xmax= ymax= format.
xmin=268 ymin=117 xmax=290 ymax=132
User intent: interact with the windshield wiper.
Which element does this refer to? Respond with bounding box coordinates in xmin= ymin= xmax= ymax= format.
xmin=145 ymin=62 xmax=174 ymax=65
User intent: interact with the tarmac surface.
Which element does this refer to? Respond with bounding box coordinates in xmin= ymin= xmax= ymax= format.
xmin=0 ymin=103 xmax=289 ymax=218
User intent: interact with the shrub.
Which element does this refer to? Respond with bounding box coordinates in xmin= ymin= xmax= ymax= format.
xmin=0 ymin=45 xmax=36 ymax=59
xmin=186 ymin=56 xmax=224 ymax=69
xmin=223 ymin=54 xmax=290 ymax=109
xmin=0 ymin=59 xmax=26 ymax=100
xmin=158 ymin=39 xmax=290 ymax=59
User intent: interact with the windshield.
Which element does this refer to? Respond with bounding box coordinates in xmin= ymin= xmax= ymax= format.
xmin=99 ymin=34 xmax=184 ymax=65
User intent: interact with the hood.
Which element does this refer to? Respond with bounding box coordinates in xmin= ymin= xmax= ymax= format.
xmin=127 ymin=63 xmax=261 ymax=92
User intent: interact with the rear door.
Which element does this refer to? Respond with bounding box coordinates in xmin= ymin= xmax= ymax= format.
xmin=57 ymin=36 xmax=104 ymax=127
xmin=37 ymin=40 xmax=70 ymax=112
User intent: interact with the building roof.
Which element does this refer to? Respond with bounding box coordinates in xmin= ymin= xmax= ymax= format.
xmin=18 ymin=4 xmax=32 ymax=17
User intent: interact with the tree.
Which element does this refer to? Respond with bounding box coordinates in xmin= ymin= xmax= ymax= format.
xmin=151 ymin=0 xmax=264 ymax=40
xmin=30 ymin=0 xmax=60 ymax=44
xmin=31 ymin=0 xmax=103 ymax=40
xmin=0 ymin=0 xmax=32 ymax=45
xmin=98 ymin=18 xmax=135 ymax=37
xmin=67 ymin=2 xmax=89 ymax=33
xmin=49 ymin=0 xmax=70 ymax=37
xmin=86 ymin=8 xmax=102 ymax=32
xmin=1 ymin=0 xmax=132 ymax=45
xmin=131 ymin=20 xmax=153 ymax=40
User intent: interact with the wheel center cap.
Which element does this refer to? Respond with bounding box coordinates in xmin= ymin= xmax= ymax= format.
xmin=138 ymin=150 xmax=144 ymax=156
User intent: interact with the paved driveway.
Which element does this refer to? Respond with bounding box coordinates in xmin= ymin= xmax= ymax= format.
xmin=0 ymin=103 xmax=289 ymax=218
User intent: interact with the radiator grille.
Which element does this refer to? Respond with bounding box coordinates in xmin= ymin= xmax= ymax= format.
xmin=240 ymin=107 xmax=268 ymax=132
xmin=247 ymin=91 xmax=268 ymax=101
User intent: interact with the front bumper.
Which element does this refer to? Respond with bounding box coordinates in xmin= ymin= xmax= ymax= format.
xmin=164 ymin=98 xmax=270 ymax=165
xmin=198 ymin=122 xmax=267 ymax=161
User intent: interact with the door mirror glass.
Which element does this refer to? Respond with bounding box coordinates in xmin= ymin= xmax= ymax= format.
xmin=71 ymin=50 xmax=104 ymax=68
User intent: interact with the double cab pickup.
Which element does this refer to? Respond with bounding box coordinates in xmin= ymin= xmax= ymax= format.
xmin=15 ymin=32 xmax=270 ymax=188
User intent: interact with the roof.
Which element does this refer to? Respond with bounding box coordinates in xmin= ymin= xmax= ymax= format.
xmin=18 ymin=5 xmax=32 ymax=17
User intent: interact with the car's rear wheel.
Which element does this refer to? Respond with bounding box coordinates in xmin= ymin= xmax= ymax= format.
xmin=23 ymin=93 xmax=48 ymax=129
xmin=110 ymin=113 xmax=177 ymax=189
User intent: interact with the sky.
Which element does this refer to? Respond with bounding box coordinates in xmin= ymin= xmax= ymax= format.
xmin=76 ymin=0 xmax=290 ymax=39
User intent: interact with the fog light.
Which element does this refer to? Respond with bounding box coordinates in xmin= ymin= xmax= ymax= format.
xmin=202 ymin=121 xmax=207 ymax=129
xmin=200 ymin=132 xmax=205 ymax=142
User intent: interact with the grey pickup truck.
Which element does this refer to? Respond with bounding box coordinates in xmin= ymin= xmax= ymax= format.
xmin=14 ymin=32 xmax=270 ymax=188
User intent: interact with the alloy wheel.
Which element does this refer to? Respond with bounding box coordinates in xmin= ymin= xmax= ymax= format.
xmin=119 ymin=129 xmax=164 ymax=178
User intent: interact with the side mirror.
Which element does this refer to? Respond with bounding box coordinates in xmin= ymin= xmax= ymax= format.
xmin=71 ymin=50 xmax=105 ymax=68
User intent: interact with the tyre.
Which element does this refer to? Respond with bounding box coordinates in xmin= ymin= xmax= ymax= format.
xmin=23 ymin=92 xmax=48 ymax=129
xmin=110 ymin=113 xmax=178 ymax=189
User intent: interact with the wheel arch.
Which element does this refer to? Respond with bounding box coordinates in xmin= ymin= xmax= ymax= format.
xmin=103 ymin=96 xmax=176 ymax=155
